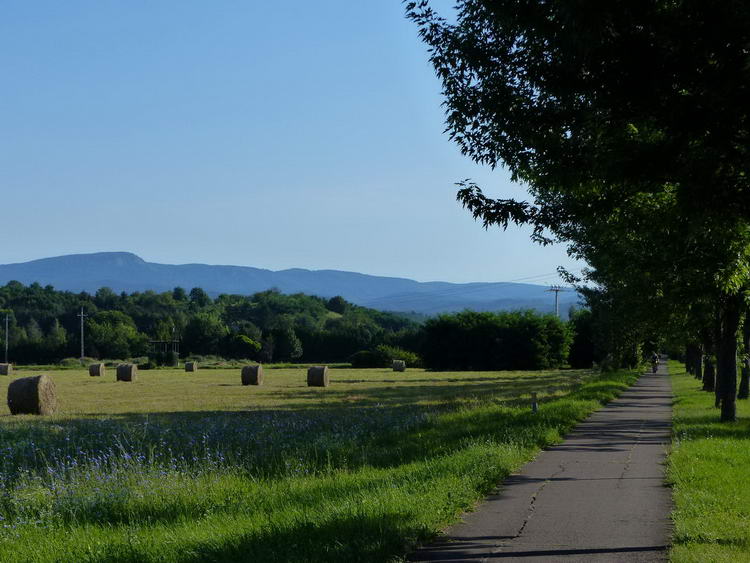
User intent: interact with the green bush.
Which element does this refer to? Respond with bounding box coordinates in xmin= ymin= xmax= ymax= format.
xmin=421 ymin=310 xmax=572 ymax=371
xmin=59 ymin=357 xmax=95 ymax=367
xmin=349 ymin=349 xmax=390 ymax=368
xmin=350 ymin=345 xmax=423 ymax=369
xmin=375 ymin=345 xmax=423 ymax=368
xmin=150 ymin=350 xmax=179 ymax=367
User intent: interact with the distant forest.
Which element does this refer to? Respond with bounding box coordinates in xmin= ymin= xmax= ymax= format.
xmin=0 ymin=281 xmax=585 ymax=370
xmin=0 ymin=281 xmax=426 ymax=364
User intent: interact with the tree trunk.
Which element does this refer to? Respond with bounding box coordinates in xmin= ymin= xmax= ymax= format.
xmin=702 ymin=355 xmax=715 ymax=392
xmin=738 ymin=310 xmax=750 ymax=400
xmin=716 ymin=295 xmax=743 ymax=422
xmin=715 ymin=322 xmax=722 ymax=408
xmin=694 ymin=344 xmax=703 ymax=381
xmin=739 ymin=359 xmax=750 ymax=400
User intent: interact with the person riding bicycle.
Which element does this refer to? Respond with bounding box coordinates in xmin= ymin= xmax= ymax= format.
xmin=651 ymin=352 xmax=659 ymax=372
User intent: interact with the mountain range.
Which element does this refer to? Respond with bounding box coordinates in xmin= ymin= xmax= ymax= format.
xmin=0 ymin=252 xmax=579 ymax=316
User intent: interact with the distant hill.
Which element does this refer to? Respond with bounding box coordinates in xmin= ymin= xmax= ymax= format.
xmin=0 ymin=252 xmax=580 ymax=316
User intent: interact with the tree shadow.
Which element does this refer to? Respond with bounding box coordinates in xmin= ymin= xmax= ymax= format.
xmin=170 ymin=512 xmax=422 ymax=563
xmin=264 ymin=374 xmax=586 ymax=411
xmin=75 ymin=510 xmax=422 ymax=563
xmin=674 ymin=413 xmax=750 ymax=440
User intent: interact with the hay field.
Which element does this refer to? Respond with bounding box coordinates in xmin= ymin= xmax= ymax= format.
xmin=0 ymin=366 xmax=637 ymax=562
xmin=0 ymin=366 xmax=589 ymax=415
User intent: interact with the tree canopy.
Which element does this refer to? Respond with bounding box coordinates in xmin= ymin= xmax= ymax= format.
xmin=408 ymin=0 xmax=750 ymax=420
xmin=0 ymin=282 xmax=421 ymax=364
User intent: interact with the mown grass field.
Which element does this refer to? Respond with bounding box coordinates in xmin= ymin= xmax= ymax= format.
xmin=668 ymin=361 xmax=750 ymax=562
xmin=0 ymin=366 xmax=638 ymax=562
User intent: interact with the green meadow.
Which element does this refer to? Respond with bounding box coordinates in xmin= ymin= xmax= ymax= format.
xmin=0 ymin=366 xmax=638 ymax=562
xmin=668 ymin=361 xmax=750 ymax=562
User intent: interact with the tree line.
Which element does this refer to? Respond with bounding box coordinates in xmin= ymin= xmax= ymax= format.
xmin=0 ymin=281 xmax=420 ymax=364
xmin=0 ymin=281 xmax=582 ymax=370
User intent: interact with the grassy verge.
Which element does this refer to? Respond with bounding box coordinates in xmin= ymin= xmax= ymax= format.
xmin=0 ymin=368 xmax=638 ymax=562
xmin=668 ymin=361 xmax=750 ymax=562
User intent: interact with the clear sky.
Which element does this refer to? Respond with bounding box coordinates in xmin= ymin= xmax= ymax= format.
xmin=0 ymin=1 xmax=581 ymax=284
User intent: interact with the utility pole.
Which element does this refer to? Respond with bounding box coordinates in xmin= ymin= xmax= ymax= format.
xmin=547 ymin=285 xmax=566 ymax=318
xmin=77 ymin=307 xmax=88 ymax=362
xmin=4 ymin=314 xmax=9 ymax=364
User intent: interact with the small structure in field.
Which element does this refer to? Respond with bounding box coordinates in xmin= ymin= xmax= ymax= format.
xmin=392 ymin=360 xmax=406 ymax=372
xmin=185 ymin=361 xmax=198 ymax=372
xmin=0 ymin=363 xmax=12 ymax=376
xmin=307 ymin=366 xmax=329 ymax=387
xmin=7 ymin=374 xmax=57 ymax=415
xmin=89 ymin=363 xmax=105 ymax=377
xmin=116 ymin=364 xmax=137 ymax=382
xmin=241 ymin=365 xmax=263 ymax=386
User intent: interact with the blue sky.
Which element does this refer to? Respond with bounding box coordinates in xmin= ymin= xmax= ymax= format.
xmin=1 ymin=1 xmax=581 ymax=284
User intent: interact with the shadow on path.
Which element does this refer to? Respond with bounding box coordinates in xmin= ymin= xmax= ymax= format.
xmin=411 ymin=365 xmax=673 ymax=562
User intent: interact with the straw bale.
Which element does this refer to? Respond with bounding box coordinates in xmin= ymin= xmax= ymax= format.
xmin=7 ymin=374 xmax=57 ymax=415
xmin=307 ymin=366 xmax=329 ymax=387
xmin=116 ymin=364 xmax=137 ymax=382
xmin=241 ymin=365 xmax=263 ymax=386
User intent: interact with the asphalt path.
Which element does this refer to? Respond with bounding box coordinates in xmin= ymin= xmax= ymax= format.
xmin=411 ymin=364 xmax=673 ymax=562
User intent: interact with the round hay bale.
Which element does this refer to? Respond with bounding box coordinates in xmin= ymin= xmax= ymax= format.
xmin=185 ymin=361 xmax=198 ymax=372
xmin=7 ymin=374 xmax=57 ymax=415
xmin=116 ymin=364 xmax=137 ymax=382
xmin=88 ymin=363 xmax=105 ymax=377
xmin=0 ymin=363 xmax=12 ymax=376
xmin=241 ymin=364 xmax=263 ymax=386
xmin=392 ymin=360 xmax=406 ymax=372
xmin=307 ymin=366 xmax=329 ymax=387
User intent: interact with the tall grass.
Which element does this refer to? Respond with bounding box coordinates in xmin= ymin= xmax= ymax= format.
xmin=0 ymin=367 xmax=638 ymax=562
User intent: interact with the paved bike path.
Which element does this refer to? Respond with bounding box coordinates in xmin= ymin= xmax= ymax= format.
xmin=411 ymin=365 xmax=672 ymax=562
